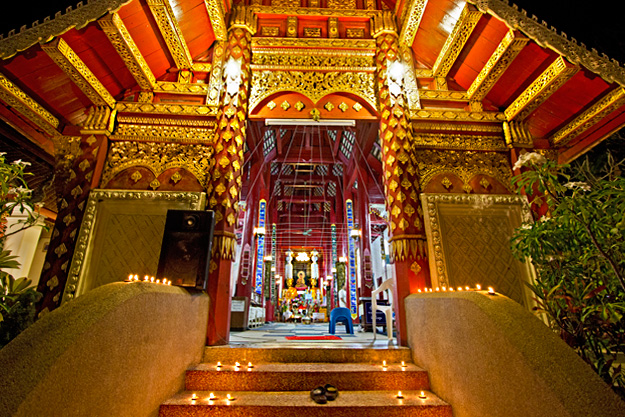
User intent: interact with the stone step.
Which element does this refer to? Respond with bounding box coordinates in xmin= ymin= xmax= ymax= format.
xmin=159 ymin=390 xmax=452 ymax=417
xmin=203 ymin=346 xmax=413 ymax=364
xmin=185 ymin=363 xmax=430 ymax=392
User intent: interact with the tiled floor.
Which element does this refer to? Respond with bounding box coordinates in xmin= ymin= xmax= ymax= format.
xmin=229 ymin=322 xmax=397 ymax=348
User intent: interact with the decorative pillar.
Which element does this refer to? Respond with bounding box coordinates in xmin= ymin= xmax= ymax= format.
xmin=357 ymin=174 xmax=373 ymax=298
xmin=206 ymin=6 xmax=256 ymax=345
xmin=36 ymin=106 xmax=113 ymax=316
xmin=373 ymin=12 xmax=430 ymax=345
xmin=345 ymin=199 xmax=358 ymax=319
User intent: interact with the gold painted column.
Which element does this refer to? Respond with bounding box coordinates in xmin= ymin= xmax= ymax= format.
xmin=206 ymin=7 xmax=256 ymax=346
xmin=36 ymin=107 xmax=113 ymax=316
xmin=373 ymin=13 xmax=430 ymax=345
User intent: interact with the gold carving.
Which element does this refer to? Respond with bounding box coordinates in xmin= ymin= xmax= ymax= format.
xmin=281 ymin=100 xmax=291 ymax=110
xmin=154 ymin=81 xmax=209 ymax=95
xmin=41 ymin=38 xmax=116 ymax=108
xmin=324 ymin=101 xmax=335 ymax=111
xmin=328 ymin=18 xmax=339 ymax=39
xmin=207 ymin=41 xmax=226 ymax=107
xmin=112 ymin=123 xmax=216 ymax=143
xmin=371 ymin=11 xmax=396 ymax=38
xmin=467 ymin=30 xmax=528 ymax=101
xmin=551 ymin=87 xmax=625 ymax=146
xmin=267 ymin=101 xmax=277 ymax=110
xmin=432 ymin=4 xmax=482 ymax=77
xmin=116 ymin=116 xmax=214 ymax=128
xmin=353 ymin=102 xmax=363 ymax=112
xmin=204 ymin=0 xmax=228 ymax=41
xmin=338 ymin=102 xmax=348 ymax=112
xmin=102 ymin=141 xmax=214 ymax=187
xmin=346 ymin=28 xmax=365 ymax=38
xmin=309 ymin=0 xmax=320 ymax=7
xmin=412 ymin=109 xmax=505 ymax=122
xmin=412 ymin=133 xmax=507 ymax=151
xmin=81 ymin=106 xmax=116 ymax=135
xmin=416 ymin=149 xmax=512 ymax=192
xmin=287 ymin=16 xmax=298 ymax=38
xmin=412 ymin=122 xmax=503 ymax=134
xmin=0 ymin=72 xmax=59 ymax=136
xmin=418 ymin=89 xmax=468 ymax=101
xmin=505 ymin=56 xmax=578 ymax=121
xmin=149 ymin=179 xmax=160 ymax=190
xmin=252 ymin=37 xmax=375 ymax=49
xmin=441 ymin=176 xmax=452 ymax=190
xmin=55 ymin=243 xmax=68 ymax=257
xmin=310 ymin=108 xmax=321 ymax=121
xmin=303 ymin=27 xmax=322 ymax=38
xmin=295 ymin=101 xmax=305 ymax=111
xmin=503 ymin=120 xmax=533 ymax=148
xmin=479 ymin=177 xmax=491 ymax=189
xmin=98 ymin=13 xmax=156 ymax=90
xmin=229 ymin=6 xmax=258 ymax=34
xmin=116 ymin=102 xmax=216 ymax=116
xmin=251 ymin=48 xmax=375 ymax=70
xmin=146 ymin=0 xmax=193 ymax=69
xmin=261 ymin=26 xmax=280 ymax=37
xmin=365 ymin=0 xmax=375 ymax=10
xmin=473 ymin=0 xmax=625 ymax=87
xmin=131 ymin=170 xmax=142 ymax=183
xmin=191 ymin=63 xmax=212 ymax=72
xmin=399 ymin=0 xmax=428 ymax=46
xmin=400 ymin=45 xmax=421 ymax=112
xmin=250 ymin=70 xmax=377 ymax=112
xmin=272 ymin=0 xmax=300 ymax=6
xmin=327 ymin=0 xmax=356 ymax=9
xmin=249 ymin=5 xmax=377 ymax=18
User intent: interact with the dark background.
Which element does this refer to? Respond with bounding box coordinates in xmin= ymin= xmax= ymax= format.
xmin=0 ymin=1 xmax=624 ymax=62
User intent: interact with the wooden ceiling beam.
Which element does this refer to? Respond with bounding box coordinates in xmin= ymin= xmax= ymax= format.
xmin=398 ymin=0 xmax=428 ymax=46
xmin=146 ymin=0 xmax=194 ymax=70
xmin=467 ymin=30 xmax=529 ymax=102
xmin=0 ymin=72 xmax=59 ymax=137
xmin=204 ymin=0 xmax=228 ymax=41
xmin=432 ymin=4 xmax=482 ymax=78
xmin=41 ymin=38 xmax=116 ymax=109
xmin=551 ymin=87 xmax=625 ymax=147
xmin=504 ymin=56 xmax=578 ymax=122
xmin=98 ymin=13 xmax=157 ymax=91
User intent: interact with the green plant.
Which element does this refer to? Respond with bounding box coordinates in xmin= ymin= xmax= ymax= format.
xmin=0 ymin=152 xmax=44 ymax=348
xmin=510 ymin=151 xmax=625 ymax=396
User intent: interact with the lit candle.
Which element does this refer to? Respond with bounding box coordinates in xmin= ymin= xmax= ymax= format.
xmin=488 ymin=286 xmax=495 ymax=295
xmin=465 ymin=286 xmax=470 ymax=291
xmin=401 ymin=361 xmax=406 ymax=367
xmin=476 ymin=284 xmax=481 ymax=291
xmin=191 ymin=393 xmax=197 ymax=402
xmin=419 ymin=391 xmax=427 ymax=399
xmin=382 ymin=360 xmax=387 ymax=367
xmin=150 ymin=276 xmax=155 ymax=282
xmin=435 ymin=287 xmax=440 ymax=292
xmin=247 ymin=362 xmax=254 ymax=368
xmin=216 ymin=361 xmax=222 ymax=369
xmin=156 ymin=279 xmax=160 ymax=284
xmin=449 ymin=287 xmax=455 ymax=292
xmin=418 ymin=289 xmax=422 ymax=293
xmin=442 ymin=286 xmax=447 ymax=292
xmin=458 ymin=287 xmax=462 ymax=291
xmin=144 ymin=275 xmax=149 ymax=281
xmin=226 ymin=393 xmax=235 ymax=401
xmin=396 ymin=391 xmax=404 ymax=399
xmin=209 ymin=393 xmax=216 ymax=400
xmin=134 ymin=275 xmax=139 ymax=281
xmin=127 ymin=274 xmax=133 ymax=281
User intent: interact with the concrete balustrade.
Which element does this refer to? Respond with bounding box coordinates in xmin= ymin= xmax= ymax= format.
xmin=405 ymin=291 xmax=625 ymax=417
xmin=0 ymin=282 xmax=208 ymax=417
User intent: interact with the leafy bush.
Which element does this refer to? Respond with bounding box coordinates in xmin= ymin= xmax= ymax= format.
xmin=510 ymin=152 xmax=625 ymax=396
xmin=0 ymin=152 xmax=43 ymax=348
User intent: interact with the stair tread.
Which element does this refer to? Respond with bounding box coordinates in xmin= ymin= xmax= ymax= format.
xmin=163 ymin=390 xmax=450 ymax=408
xmin=191 ymin=363 xmax=424 ymax=372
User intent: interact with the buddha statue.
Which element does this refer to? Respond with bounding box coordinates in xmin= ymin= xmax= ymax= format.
xmin=295 ymin=271 xmax=307 ymax=289
xmin=284 ymin=278 xmax=298 ymax=300
xmin=310 ymin=277 xmax=318 ymax=300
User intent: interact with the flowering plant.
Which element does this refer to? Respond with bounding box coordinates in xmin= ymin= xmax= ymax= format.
xmin=0 ymin=152 xmax=43 ymax=348
xmin=510 ymin=151 xmax=625 ymax=396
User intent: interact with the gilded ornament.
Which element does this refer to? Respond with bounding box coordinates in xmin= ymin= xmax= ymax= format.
xmin=441 ymin=176 xmax=452 ymax=190
xmin=0 ymin=72 xmax=59 ymax=136
xmin=55 ymin=243 xmax=68 ymax=257
xmin=310 ymin=108 xmax=321 ymax=120
xmin=327 ymin=0 xmax=356 ymax=8
xmin=303 ymin=27 xmax=322 ymax=38
xmin=131 ymin=170 xmax=143 ymax=183
xmin=324 ymin=102 xmax=335 ymax=111
xmin=401 ymin=178 xmax=412 ymax=189
xmin=410 ymin=262 xmax=422 ymax=274
xmin=479 ymin=177 xmax=491 ymax=189
xmin=398 ymin=218 xmax=409 ymax=230
xmin=338 ymin=102 xmax=349 ymax=112
xmin=267 ymin=101 xmax=277 ymax=110
xmin=154 ymin=81 xmax=208 ymax=95
xmin=353 ymin=102 xmax=363 ymax=112
xmin=432 ymin=4 xmax=482 ymax=77
xmin=215 ymin=183 xmax=227 ymax=195
xmin=47 ymin=276 xmax=59 ymax=290
xmin=171 ymin=171 xmax=182 ymax=184
xmin=346 ymin=28 xmax=365 ymax=38
xmin=398 ymin=0 xmax=428 ymax=45
xmin=116 ymin=102 xmax=216 ymax=116
xmin=149 ymin=179 xmax=160 ymax=190
xmin=328 ymin=17 xmax=339 ymax=39
xmin=147 ymin=0 xmax=193 ymax=69
xmin=261 ymin=26 xmax=280 ymax=37
xmin=227 ymin=213 xmax=236 ymax=225
xmin=287 ymin=16 xmax=298 ymax=38
xmin=295 ymin=101 xmax=305 ymax=111
xmin=71 ymin=185 xmax=83 ymax=198
xmin=41 ymin=38 xmax=116 ymax=108
xmin=281 ymin=100 xmax=291 ymax=110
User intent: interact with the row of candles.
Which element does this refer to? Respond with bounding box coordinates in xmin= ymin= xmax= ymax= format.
xmin=188 ymin=391 xmax=427 ymax=402
xmin=126 ymin=274 xmax=172 ymax=286
xmin=418 ymin=284 xmax=496 ymax=295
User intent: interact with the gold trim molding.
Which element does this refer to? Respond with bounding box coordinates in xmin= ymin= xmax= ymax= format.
xmin=504 ymin=56 xmax=578 ymax=121
xmin=411 ymin=109 xmax=505 ymax=122
xmin=250 ymin=70 xmax=377 ymax=112
xmin=468 ymin=30 xmax=528 ymax=101
xmin=98 ymin=13 xmax=156 ymax=90
xmin=419 ymin=89 xmax=468 ymax=101
xmin=64 ymin=189 xmax=205 ymax=304
xmin=413 ymin=133 xmax=507 ymax=151
xmin=248 ymin=5 xmax=378 ymax=17
xmin=116 ymin=102 xmax=217 ymax=116
xmin=147 ymin=0 xmax=193 ymax=69
xmin=154 ymin=81 xmax=209 ymax=95
xmin=252 ymin=37 xmax=375 ymax=49
xmin=204 ymin=0 xmax=227 ymax=41
xmin=551 ymin=87 xmax=625 ymax=146
xmin=398 ymin=0 xmax=428 ymax=46
xmin=112 ymin=123 xmax=216 ymax=143
xmin=41 ymin=37 xmax=116 ymax=108
xmin=432 ymin=4 xmax=482 ymax=77
xmin=0 ymin=72 xmax=59 ymax=136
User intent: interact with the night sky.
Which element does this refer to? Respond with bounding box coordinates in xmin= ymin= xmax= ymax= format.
xmin=0 ymin=0 xmax=623 ymax=63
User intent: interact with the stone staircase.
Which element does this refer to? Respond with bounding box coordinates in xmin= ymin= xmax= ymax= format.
xmin=159 ymin=346 xmax=452 ymax=416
